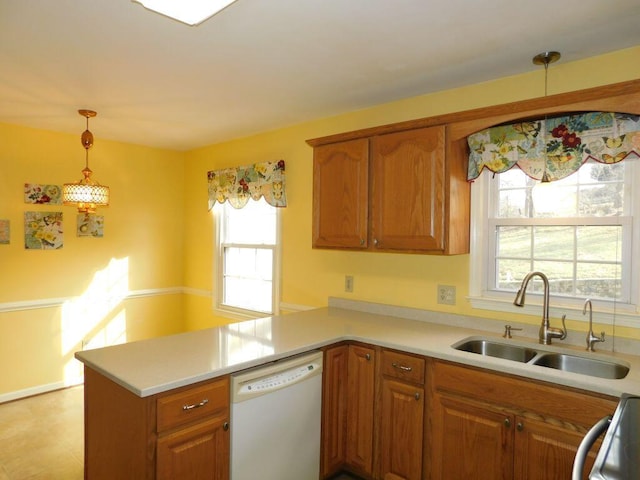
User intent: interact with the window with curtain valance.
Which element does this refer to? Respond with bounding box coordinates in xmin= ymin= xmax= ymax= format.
xmin=207 ymin=160 xmax=286 ymax=210
xmin=467 ymin=112 xmax=640 ymax=182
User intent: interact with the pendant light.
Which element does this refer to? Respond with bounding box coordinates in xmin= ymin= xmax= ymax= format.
xmin=532 ymin=51 xmax=561 ymax=183
xmin=62 ymin=110 xmax=110 ymax=213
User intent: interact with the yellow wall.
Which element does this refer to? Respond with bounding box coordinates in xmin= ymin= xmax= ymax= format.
xmin=0 ymin=122 xmax=186 ymax=396
xmin=183 ymin=46 xmax=640 ymax=334
xmin=1 ymin=46 xmax=639 ymax=398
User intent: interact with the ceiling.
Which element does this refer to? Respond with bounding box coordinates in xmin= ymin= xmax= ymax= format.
xmin=1 ymin=0 xmax=639 ymax=151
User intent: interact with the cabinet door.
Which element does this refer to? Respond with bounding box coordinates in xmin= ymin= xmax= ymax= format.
xmin=370 ymin=126 xmax=445 ymax=251
xmin=157 ymin=413 xmax=229 ymax=480
xmin=346 ymin=345 xmax=376 ymax=476
xmin=514 ymin=416 xmax=598 ymax=480
xmin=431 ymin=394 xmax=513 ymax=480
xmin=313 ymin=138 xmax=369 ymax=248
xmin=321 ymin=345 xmax=349 ymax=478
xmin=380 ymin=378 xmax=424 ymax=480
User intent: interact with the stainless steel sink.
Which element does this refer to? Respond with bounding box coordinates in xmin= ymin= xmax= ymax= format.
xmin=452 ymin=337 xmax=630 ymax=379
xmin=453 ymin=339 xmax=537 ymax=363
xmin=532 ymin=353 xmax=629 ymax=379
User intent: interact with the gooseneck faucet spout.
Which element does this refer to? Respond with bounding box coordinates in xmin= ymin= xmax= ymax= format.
xmin=583 ymin=298 xmax=605 ymax=352
xmin=513 ymin=271 xmax=567 ymax=345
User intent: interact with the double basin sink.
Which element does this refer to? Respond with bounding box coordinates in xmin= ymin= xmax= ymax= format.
xmin=452 ymin=337 xmax=629 ymax=379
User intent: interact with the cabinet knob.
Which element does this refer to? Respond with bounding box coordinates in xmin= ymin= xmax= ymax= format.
xmin=223 ymin=422 xmax=229 ymax=431
xmin=504 ymin=418 xmax=511 ymax=428
xmin=373 ymin=238 xmax=378 ymax=246
xmin=415 ymin=392 xmax=421 ymax=401
xmin=365 ymin=353 xmax=371 ymax=361
xmin=517 ymin=422 xmax=524 ymax=432
xmin=360 ymin=238 xmax=365 ymax=246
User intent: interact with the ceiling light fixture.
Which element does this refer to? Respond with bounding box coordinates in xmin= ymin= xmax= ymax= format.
xmin=532 ymin=51 xmax=561 ymax=183
xmin=132 ymin=0 xmax=238 ymax=26
xmin=62 ymin=110 xmax=110 ymax=214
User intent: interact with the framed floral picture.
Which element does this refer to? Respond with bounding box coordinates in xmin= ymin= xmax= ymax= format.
xmin=24 ymin=183 xmax=62 ymax=205
xmin=77 ymin=213 xmax=104 ymax=237
xmin=24 ymin=211 xmax=63 ymax=249
xmin=0 ymin=219 xmax=9 ymax=244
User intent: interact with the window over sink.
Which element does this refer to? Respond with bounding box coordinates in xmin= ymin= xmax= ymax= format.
xmin=469 ymin=159 xmax=640 ymax=325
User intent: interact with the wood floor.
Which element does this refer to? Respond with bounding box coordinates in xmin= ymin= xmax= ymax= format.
xmin=0 ymin=386 xmax=361 ymax=479
xmin=0 ymin=386 xmax=84 ymax=479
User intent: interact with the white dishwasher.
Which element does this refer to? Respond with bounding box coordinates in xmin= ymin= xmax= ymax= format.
xmin=230 ymin=350 xmax=323 ymax=480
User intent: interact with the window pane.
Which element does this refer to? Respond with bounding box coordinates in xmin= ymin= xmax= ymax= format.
xmin=533 ymin=261 xmax=574 ymax=295
xmin=224 ymin=277 xmax=272 ymax=313
xmin=496 ymin=259 xmax=531 ymax=290
xmin=576 ymin=263 xmax=622 ymax=300
xmin=576 ymin=226 xmax=622 ymax=262
xmin=578 ymin=183 xmax=624 ymax=216
xmin=224 ymin=247 xmax=273 ymax=281
xmin=498 ymin=189 xmax=530 ymax=218
xmin=224 ymin=198 xmax=276 ymax=244
xmin=533 ymin=226 xmax=574 ymax=260
xmin=531 ymin=184 xmax=577 ymax=217
xmin=497 ymin=226 xmax=531 ymax=258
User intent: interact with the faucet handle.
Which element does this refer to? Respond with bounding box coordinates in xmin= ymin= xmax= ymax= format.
xmin=503 ymin=325 xmax=522 ymax=338
xmin=559 ymin=314 xmax=568 ymax=340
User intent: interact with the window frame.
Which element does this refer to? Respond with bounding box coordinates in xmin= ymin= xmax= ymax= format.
xmin=469 ymin=161 xmax=640 ymax=327
xmin=213 ymin=199 xmax=281 ymax=320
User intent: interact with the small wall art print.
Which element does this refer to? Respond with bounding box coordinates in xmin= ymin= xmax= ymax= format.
xmin=0 ymin=219 xmax=9 ymax=244
xmin=24 ymin=211 xmax=63 ymax=250
xmin=24 ymin=183 xmax=62 ymax=205
xmin=77 ymin=213 xmax=104 ymax=238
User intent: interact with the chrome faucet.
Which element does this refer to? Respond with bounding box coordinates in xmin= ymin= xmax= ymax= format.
xmin=583 ymin=299 xmax=605 ymax=352
xmin=513 ymin=271 xmax=567 ymax=345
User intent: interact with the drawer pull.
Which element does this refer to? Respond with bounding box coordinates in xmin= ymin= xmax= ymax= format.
xmin=392 ymin=362 xmax=413 ymax=372
xmin=182 ymin=398 xmax=209 ymax=411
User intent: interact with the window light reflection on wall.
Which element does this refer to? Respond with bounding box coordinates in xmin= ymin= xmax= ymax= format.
xmin=132 ymin=0 xmax=239 ymax=26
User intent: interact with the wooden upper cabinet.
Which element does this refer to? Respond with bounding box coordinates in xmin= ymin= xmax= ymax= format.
xmin=311 ymin=125 xmax=466 ymax=254
xmin=371 ymin=126 xmax=445 ymax=252
xmin=313 ymin=138 xmax=369 ymax=249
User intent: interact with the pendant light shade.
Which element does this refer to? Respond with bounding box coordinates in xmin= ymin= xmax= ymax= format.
xmin=62 ymin=110 xmax=110 ymax=213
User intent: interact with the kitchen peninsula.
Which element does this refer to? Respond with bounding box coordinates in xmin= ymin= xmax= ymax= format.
xmin=76 ymin=298 xmax=640 ymax=479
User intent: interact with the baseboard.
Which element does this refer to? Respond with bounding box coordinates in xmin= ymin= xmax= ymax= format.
xmin=0 ymin=379 xmax=81 ymax=404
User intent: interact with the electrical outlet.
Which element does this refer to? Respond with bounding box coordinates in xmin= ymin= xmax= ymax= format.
xmin=437 ymin=285 xmax=456 ymax=305
xmin=345 ymin=275 xmax=354 ymax=293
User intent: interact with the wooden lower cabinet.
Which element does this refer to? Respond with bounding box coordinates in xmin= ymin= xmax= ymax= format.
xmin=430 ymin=395 xmax=512 ymax=480
xmin=157 ymin=413 xmax=229 ymax=480
xmin=346 ymin=344 xmax=377 ymax=477
xmin=322 ymin=344 xmax=426 ymax=480
xmin=84 ymin=367 xmax=230 ymax=480
xmin=380 ymin=378 xmax=424 ymax=480
xmin=321 ymin=344 xmax=349 ymax=477
xmin=427 ymin=360 xmax=617 ymax=480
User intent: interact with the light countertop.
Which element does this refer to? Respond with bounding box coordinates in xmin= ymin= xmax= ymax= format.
xmin=74 ymin=302 xmax=640 ymax=398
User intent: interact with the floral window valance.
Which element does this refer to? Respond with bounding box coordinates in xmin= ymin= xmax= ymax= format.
xmin=207 ymin=160 xmax=286 ymax=210
xmin=467 ymin=112 xmax=640 ymax=182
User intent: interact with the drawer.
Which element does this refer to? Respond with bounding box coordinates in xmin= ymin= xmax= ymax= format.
xmin=381 ymin=350 xmax=425 ymax=385
xmin=157 ymin=377 xmax=229 ymax=432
